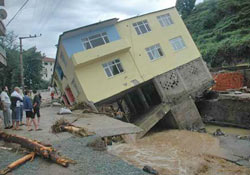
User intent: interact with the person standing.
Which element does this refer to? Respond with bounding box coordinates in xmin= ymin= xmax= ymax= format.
xmin=1 ymin=86 xmax=12 ymax=129
xmin=19 ymin=90 xmax=24 ymax=125
xmin=23 ymin=90 xmax=38 ymax=131
xmin=33 ymin=90 xmax=41 ymax=128
xmin=10 ymin=87 xmax=23 ymax=130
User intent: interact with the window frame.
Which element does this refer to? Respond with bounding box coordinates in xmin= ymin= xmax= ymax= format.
xmin=157 ymin=13 xmax=173 ymax=27
xmin=145 ymin=44 xmax=164 ymax=61
xmin=169 ymin=36 xmax=186 ymax=51
xmin=102 ymin=59 xmax=124 ymax=78
xmin=132 ymin=20 xmax=151 ymax=35
xmin=82 ymin=32 xmax=110 ymax=50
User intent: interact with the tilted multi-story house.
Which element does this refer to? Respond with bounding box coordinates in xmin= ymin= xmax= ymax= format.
xmin=52 ymin=7 xmax=213 ymax=136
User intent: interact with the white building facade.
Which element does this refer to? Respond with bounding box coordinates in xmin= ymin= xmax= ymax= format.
xmin=42 ymin=57 xmax=55 ymax=81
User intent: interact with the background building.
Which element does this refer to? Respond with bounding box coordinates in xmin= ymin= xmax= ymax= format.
xmin=42 ymin=57 xmax=55 ymax=81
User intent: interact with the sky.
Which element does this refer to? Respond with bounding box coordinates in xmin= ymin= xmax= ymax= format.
xmin=4 ymin=0 xmax=203 ymax=58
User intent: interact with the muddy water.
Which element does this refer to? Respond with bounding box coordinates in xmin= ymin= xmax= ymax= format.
xmin=206 ymin=124 xmax=250 ymax=135
xmin=108 ymin=129 xmax=250 ymax=175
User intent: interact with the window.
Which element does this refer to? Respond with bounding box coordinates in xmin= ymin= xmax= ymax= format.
xmin=169 ymin=36 xmax=186 ymax=51
xmin=44 ymin=62 xmax=48 ymax=65
xmin=56 ymin=64 xmax=64 ymax=80
xmin=102 ymin=59 xmax=124 ymax=77
xmin=133 ymin=20 xmax=151 ymax=35
xmin=157 ymin=14 xmax=173 ymax=27
xmin=82 ymin=32 xmax=109 ymax=50
xmin=61 ymin=52 xmax=67 ymax=66
xmin=72 ymin=79 xmax=80 ymax=97
xmin=146 ymin=44 xmax=164 ymax=61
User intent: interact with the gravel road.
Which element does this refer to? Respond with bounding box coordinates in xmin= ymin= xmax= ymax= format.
xmin=0 ymin=106 xmax=148 ymax=175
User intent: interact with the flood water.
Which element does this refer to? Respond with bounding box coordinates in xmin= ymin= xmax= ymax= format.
xmin=206 ymin=124 xmax=250 ymax=135
xmin=108 ymin=126 xmax=250 ymax=175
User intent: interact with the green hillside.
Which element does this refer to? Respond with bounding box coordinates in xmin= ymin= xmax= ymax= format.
xmin=183 ymin=0 xmax=250 ymax=67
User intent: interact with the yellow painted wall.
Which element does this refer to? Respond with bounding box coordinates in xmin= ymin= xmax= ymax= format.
xmin=116 ymin=7 xmax=201 ymax=81
xmin=57 ymin=44 xmax=88 ymax=103
xmin=75 ymin=51 xmax=143 ymax=103
xmin=59 ymin=7 xmax=202 ymax=103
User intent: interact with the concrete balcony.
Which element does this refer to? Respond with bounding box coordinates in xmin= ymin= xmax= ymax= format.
xmin=0 ymin=45 xmax=6 ymax=66
xmin=72 ymin=39 xmax=131 ymax=67
xmin=0 ymin=20 xmax=6 ymax=36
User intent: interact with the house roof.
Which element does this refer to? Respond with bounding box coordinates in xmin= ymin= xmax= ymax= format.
xmin=42 ymin=57 xmax=55 ymax=63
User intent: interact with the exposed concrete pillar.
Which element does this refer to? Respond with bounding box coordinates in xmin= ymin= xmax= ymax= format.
xmin=137 ymin=88 xmax=150 ymax=110
xmin=170 ymin=96 xmax=204 ymax=129
xmin=125 ymin=94 xmax=137 ymax=114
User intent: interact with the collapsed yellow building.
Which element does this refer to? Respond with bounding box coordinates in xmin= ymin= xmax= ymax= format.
xmin=52 ymin=7 xmax=213 ymax=137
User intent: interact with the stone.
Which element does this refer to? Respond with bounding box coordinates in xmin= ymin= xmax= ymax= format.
xmin=213 ymin=129 xmax=225 ymax=136
xmin=86 ymin=137 xmax=107 ymax=151
xmin=142 ymin=165 xmax=159 ymax=175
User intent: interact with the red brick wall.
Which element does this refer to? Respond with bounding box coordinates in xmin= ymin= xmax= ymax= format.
xmin=212 ymin=72 xmax=244 ymax=91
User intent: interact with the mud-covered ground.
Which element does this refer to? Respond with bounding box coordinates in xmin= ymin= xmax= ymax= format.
xmin=0 ymin=106 xmax=147 ymax=175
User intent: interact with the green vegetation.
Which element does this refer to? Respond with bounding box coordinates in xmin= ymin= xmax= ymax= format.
xmin=176 ymin=0 xmax=196 ymax=18
xmin=0 ymin=31 xmax=47 ymax=90
xmin=182 ymin=0 xmax=250 ymax=67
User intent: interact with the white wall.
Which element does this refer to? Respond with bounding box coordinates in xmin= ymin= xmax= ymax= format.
xmin=42 ymin=61 xmax=54 ymax=81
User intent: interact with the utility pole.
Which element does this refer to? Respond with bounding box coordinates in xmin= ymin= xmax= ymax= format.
xmin=19 ymin=34 xmax=42 ymax=90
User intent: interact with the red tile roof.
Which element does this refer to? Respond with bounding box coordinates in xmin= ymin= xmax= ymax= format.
xmin=42 ymin=57 xmax=55 ymax=63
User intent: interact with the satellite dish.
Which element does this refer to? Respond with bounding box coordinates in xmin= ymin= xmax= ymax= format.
xmin=0 ymin=9 xmax=7 ymax=20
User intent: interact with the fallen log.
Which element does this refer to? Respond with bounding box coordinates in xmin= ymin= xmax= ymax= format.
xmin=0 ymin=152 xmax=35 ymax=175
xmin=0 ymin=131 xmax=72 ymax=167
xmin=51 ymin=119 xmax=95 ymax=137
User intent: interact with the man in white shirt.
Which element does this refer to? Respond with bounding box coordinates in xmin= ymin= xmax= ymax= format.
xmin=1 ymin=86 xmax=12 ymax=129
xmin=10 ymin=87 xmax=23 ymax=130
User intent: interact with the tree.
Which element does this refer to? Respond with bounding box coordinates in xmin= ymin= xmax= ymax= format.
xmin=0 ymin=31 xmax=46 ymax=90
xmin=176 ymin=0 xmax=196 ymax=18
xmin=183 ymin=0 xmax=250 ymax=67
xmin=23 ymin=47 xmax=43 ymax=90
xmin=0 ymin=31 xmax=20 ymax=89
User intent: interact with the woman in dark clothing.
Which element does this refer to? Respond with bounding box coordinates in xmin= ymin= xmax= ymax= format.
xmin=23 ymin=90 xmax=38 ymax=131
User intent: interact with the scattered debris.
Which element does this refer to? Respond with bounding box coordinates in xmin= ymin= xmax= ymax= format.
xmin=191 ymin=127 xmax=207 ymax=133
xmin=0 ymin=152 xmax=35 ymax=175
xmin=0 ymin=146 xmax=12 ymax=151
xmin=237 ymin=135 xmax=250 ymax=141
xmin=142 ymin=165 xmax=159 ymax=175
xmin=234 ymin=91 xmax=242 ymax=94
xmin=70 ymin=101 xmax=98 ymax=113
xmin=86 ymin=137 xmax=107 ymax=151
xmin=0 ymin=131 xmax=74 ymax=167
xmin=213 ymin=129 xmax=225 ymax=136
xmin=58 ymin=108 xmax=72 ymax=115
xmin=52 ymin=102 xmax=62 ymax=107
xmin=51 ymin=119 xmax=95 ymax=137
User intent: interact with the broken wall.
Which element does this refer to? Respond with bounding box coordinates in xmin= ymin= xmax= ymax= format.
xmin=153 ymin=57 xmax=213 ymax=129
xmin=197 ymin=95 xmax=250 ymax=129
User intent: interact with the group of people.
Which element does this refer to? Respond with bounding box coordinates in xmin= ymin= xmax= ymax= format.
xmin=0 ymin=86 xmax=41 ymax=131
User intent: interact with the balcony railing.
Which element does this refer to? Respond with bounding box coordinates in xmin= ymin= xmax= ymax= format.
xmin=72 ymin=39 xmax=131 ymax=67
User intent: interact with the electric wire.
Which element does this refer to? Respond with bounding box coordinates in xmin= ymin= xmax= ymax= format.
xmin=6 ymin=0 xmax=30 ymax=27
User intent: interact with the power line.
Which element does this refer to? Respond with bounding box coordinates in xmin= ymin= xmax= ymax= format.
xmin=6 ymin=0 xmax=30 ymax=27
